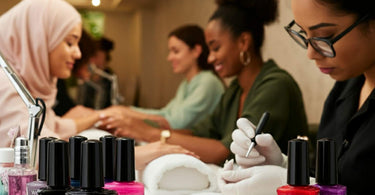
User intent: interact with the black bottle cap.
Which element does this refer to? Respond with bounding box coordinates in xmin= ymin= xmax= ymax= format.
xmin=81 ymin=140 xmax=104 ymax=189
xmin=69 ymin=135 xmax=87 ymax=180
xmin=47 ymin=139 xmax=70 ymax=187
xmin=100 ymin=135 xmax=116 ymax=180
xmin=115 ymin=138 xmax=135 ymax=182
xmin=38 ymin=137 xmax=56 ymax=181
xmin=287 ymin=138 xmax=310 ymax=186
xmin=316 ymin=138 xmax=337 ymax=185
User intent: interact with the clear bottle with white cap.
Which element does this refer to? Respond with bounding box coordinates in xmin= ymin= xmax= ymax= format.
xmin=8 ymin=137 xmax=37 ymax=195
xmin=0 ymin=147 xmax=14 ymax=195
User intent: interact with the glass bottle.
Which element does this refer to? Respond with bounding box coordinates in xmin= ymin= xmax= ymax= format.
xmin=8 ymin=137 xmax=37 ymax=195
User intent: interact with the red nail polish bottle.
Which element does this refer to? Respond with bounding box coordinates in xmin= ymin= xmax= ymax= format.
xmin=277 ymin=139 xmax=320 ymax=195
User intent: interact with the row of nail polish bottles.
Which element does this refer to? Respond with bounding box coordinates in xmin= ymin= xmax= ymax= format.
xmin=277 ymin=138 xmax=346 ymax=195
xmin=23 ymin=136 xmax=116 ymax=195
xmin=69 ymin=135 xmax=144 ymax=195
xmin=21 ymin=135 xmax=143 ymax=195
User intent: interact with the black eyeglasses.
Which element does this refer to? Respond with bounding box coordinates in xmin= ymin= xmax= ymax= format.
xmin=284 ymin=15 xmax=369 ymax=58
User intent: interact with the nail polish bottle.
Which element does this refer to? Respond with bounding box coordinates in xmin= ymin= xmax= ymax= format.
xmin=100 ymin=135 xmax=116 ymax=184
xmin=37 ymin=139 xmax=72 ymax=194
xmin=8 ymin=137 xmax=37 ymax=195
xmin=69 ymin=136 xmax=87 ymax=188
xmin=0 ymin=147 xmax=14 ymax=195
xmin=26 ymin=137 xmax=56 ymax=195
xmin=277 ymin=138 xmax=320 ymax=195
xmin=66 ymin=140 xmax=117 ymax=195
xmin=314 ymin=138 xmax=346 ymax=195
xmin=104 ymin=138 xmax=144 ymax=195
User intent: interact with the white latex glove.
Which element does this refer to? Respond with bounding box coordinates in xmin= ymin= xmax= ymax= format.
xmin=231 ymin=118 xmax=287 ymax=168
xmin=218 ymin=160 xmax=287 ymax=195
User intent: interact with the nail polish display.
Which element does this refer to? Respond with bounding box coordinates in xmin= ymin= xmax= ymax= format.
xmin=26 ymin=137 xmax=56 ymax=195
xmin=100 ymin=135 xmax=116 ymax=184
xmin=69 ymin=136 xmax=87 ymax=188
xmin=8 ymin=137 xmax=37 ymax=195
xmin=37 ymin=139 xmax=72 ymax=194
xmin=66 ymin=140 xmax=117 ymax=195
xmin=314 ymin=138 xmax=346 ymax=195
xmin=277 ymin=138 xmax=320 ymax=195
xmin=104 ymin=138 xmax=144 ymax=195
xmin=0 ymin=147 xmax=14 ymax=195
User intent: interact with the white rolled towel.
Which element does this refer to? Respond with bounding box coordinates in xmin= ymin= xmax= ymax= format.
xmin=142 ymin=154 xmax=219 ymax=195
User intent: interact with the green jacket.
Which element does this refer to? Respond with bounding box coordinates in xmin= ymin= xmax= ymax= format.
xmin=191 ymin=60 xmax=308 ymax=154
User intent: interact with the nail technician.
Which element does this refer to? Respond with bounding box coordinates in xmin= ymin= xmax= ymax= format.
xmin=222 ymin=0 xmax=375 ymax=194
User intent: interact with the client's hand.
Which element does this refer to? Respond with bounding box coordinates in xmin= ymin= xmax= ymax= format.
xmin=135 ymin=141 xmax=199 ymax=170
xmin=218 ymin=159 xmax=287 ymax=195
xmin=231 ymin=118 xmax=286 ymax=168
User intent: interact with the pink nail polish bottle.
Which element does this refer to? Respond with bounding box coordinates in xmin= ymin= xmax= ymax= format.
xmin=104 ymin=138 xmax=144 ymax=195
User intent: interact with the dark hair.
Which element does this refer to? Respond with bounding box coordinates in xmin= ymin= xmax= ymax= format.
xmin=210 ymin=0 xmax=278 ymax=55
xmin=96 ymin=37 xmax=114 ymax=62
xmin=168 ymin=25 xmax=212 ymax=71
xmin=316 ymin=0 xmax=375 ymax=19
xmin=73 ymin=30 xmax=97 ymax=73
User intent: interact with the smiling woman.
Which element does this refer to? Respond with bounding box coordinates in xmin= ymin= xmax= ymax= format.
xmin=98 ymin=0 xmax=308 ymax=166
xmin=103 ymin=25 xmax=225 ymax=130
xmin=0 ymin=0 xmax=103 ymax=147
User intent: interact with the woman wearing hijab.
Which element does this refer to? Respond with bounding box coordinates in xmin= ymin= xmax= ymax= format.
xmin=0 ymin=0 xmax=101 ymax=147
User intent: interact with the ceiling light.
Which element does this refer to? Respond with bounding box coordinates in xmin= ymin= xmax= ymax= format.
xmin=92 ymin=0 xmax=100 ymax=7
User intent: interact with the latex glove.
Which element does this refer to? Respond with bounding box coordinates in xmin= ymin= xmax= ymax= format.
xmin=231 ymin=118 xmax=287 ymax=168
xmin=218 ymin=160 xmax=287 ymax=195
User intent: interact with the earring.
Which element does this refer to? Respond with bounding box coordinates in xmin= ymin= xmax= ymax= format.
xmin=240 ymin=51 xmax=251 ymax=66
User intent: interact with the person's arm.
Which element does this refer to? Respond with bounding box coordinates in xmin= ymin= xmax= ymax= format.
xmin=135 ymin=141 xmax=199 ymax=170
xmin=160 ymin=74 xmax=224 ymax=129
xmin=107 ymin=117 xmax=229 ymax=164
xmin=62 ymin=105 xmax=100 ymax=133
xmin=101 ymin=105 xmax=171 ymax=129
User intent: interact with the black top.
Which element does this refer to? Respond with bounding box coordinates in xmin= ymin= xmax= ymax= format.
xmin=53 ymin=79 xmax=76 ymax=116
xmin=317 ymin=75 xmax=375 ymax=194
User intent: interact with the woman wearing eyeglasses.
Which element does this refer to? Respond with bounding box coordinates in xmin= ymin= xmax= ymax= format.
xmin=219 ymin=0 xmax=375 ymax=194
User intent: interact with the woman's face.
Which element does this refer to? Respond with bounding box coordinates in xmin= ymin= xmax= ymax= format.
xmin=205 ymin=20 xmax=243 ymax=78
xmin=167 ymin=36 xmax=199 ymax=75
xmin=49 ymin=23 xmax=82 ymax=79
xmin=291 ymin=0 xmax=375 ymax=81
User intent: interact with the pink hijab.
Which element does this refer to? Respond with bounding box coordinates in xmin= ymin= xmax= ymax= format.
xmin=0 ymin=0 xmax=82 ymax=147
